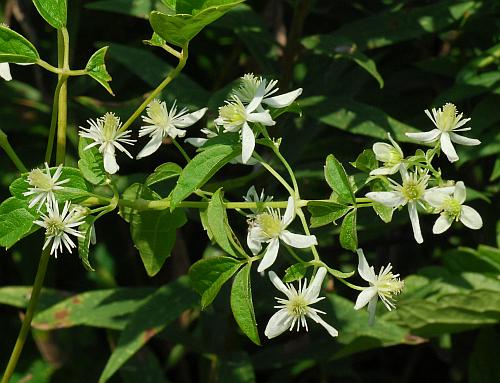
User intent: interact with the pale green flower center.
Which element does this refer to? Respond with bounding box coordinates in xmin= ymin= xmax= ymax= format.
xmin=401 ymin=179 xmax=425 ymax=201
xmin=257 ymin=212 xmax=282 ymax=238
xmin=147 ymin=100 xmax=169 ymax=127
xmin=102 ymin=112 xmax=120 ymax=141
xmin=374 ymin=273 xmax=404 ymax=297
xmin=287 ymin=295 xmax=309 ymax=318
xmin=442 ymin=196 xmax=462 ymax=220
xmin=219 ymin=102 xmax=247 ymax=126
xmin=436 ymin=103 xmax=458 ymax=132
xmin=234 ymin=74 xmax=261 ymax=103
xmin=28 ymin=169 xmax=53 ymax=190
xmin=45 ymin=217 xmax=65 ymax=237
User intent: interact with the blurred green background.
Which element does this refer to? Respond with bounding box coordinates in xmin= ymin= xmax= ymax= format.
xmin=0 ymin=0 xmax=499 ymax=382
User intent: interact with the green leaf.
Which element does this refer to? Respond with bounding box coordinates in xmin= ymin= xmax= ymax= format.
xmin=33 ymin=288 xmax=154 ymax=330
xmin=0 ymin=197 xmax=38 ymax=249
xmin=149 ymin=0 xmax=245 ymax=47
xmin=339 ymin=209 xmax=357 ymax=252
xmin=170 ymin=144 xmax=239 ymax=209
xmin=143 ymin=32 xmax=167 ymax=47
xmin=0 ymin=26 xmax=39 ymax=64
xmin=308 ymin=201 xmax=350 ymax=228
xmin=230 ymin=263 xmax=260 ymax=345
xmin=145 ymin=162 xmax=182 ymax=186
xmin=372 ymin=202 xmax=393 ymax=223
xmin=217 ymin=351 xmax=256 ymax=383
xmin=86 ymin=46 xmax=114 ymax=95
xmin=32 ymin=0 xmax=67 ymax=29
xmin=10 ymin=166 xmax=92 ymax=204
xmin=99 ymin=277 xmax=198 ymax=382
xmin=130 ymin=205 xmax=187 ymax=277
xmin=78 ymin=136 xmax=107 ymax=185
xmin=207 ymin=188 xmax=240 ymax=257
xmin=283 ymin=263 xmax=308 ymax=283
xmin=189 ymin=255 xmax=241 ymax=309
xmin=78 ymin=216 xmax=97 ymax=272
xmin=351 ymin=149 xmax=377 ymax=173
xmin=324 ymin=154 xmax=355 ymax=204
xmin=85 ymin=0 xmax=158 ymax=19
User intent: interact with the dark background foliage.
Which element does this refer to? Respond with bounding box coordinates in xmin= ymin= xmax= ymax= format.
xmin=0 ymin=0 xmax=499 ymax=382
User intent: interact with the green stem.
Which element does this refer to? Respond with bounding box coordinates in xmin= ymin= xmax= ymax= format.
xmin=172 ymin=138 xmax=191 ymax=162
xmin=118 ymin=44 xmax=189 ymax=134
xmin=36 ymin=59 xmax=87 ymax=76
xmin=0 ymin=129 xmax=27 ymax=172
xmin=1 ymin=247 xmax=51 ymax=383
xmin=45 ymin=77 xmax=65 ymax=165
xmin=271 ymin=146 xmax=300 ymax=196
xmin=55 ymin=27 xmax=70 ymax=165
xmin=253 ymin=152 xmax=295 ymax=196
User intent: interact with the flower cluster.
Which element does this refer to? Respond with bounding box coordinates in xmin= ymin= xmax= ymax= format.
xmin=366 ymin=103 xmax=482 ymax=243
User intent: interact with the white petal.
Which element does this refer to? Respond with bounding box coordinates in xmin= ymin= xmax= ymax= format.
xmin=372 ymin=143 xmax=394 ymax=162
xmin=241 ymin=123 xmax=255 ymax=164
xmin=247 ymin=231 xmax=262 ymax=255
xmin=433 ymin=214 xmax=453 ymax=234
xmin=184 ymin=137 xmax=207 ymax=147
xmin=263 ymin=88 xmax=302 ymax=108
xmin=174 ymin=107 xmax=207 ymax=128
xmin=454 ymin=181 xmax=466 ymax=204
xmin=246 ymin=82 xmax=266 ymax=112
xmin=280 ymin=231 xmax=317 ymax=249
xmin=307 ymin=312 xmax=338 ymax=337
xmin=405 ymin=129 xmax=440 ymax=143
xmin=460 ymin=205 xmax=483 ymax=230
xmin=268 ymin=271 xmax=290 ymax=296
xmin=247 ymin=111 xmax=276 ymax=126
xmin=356 ymin=249 xmax=376 ymax=283
xmin=440 ymin=132 xmax=459 ymax=163
xmin=103 ymin=148 xmax=119 ymax=174
xmin=369 ymin=166 xmax=398 ymax=176
xmin=282 ymin=197 xmax=295 ymax=227
xmin=408 ymin=202 xmax=423 ymax=244
xmin=354 ymin=287 xmax=378 ymax=310
xmin=367 ymin=296 xmax=378 ymax=326
xmin=387 ymin=132 xmax=403 ymax=156
xmin=0 ymin=62 xmax=12 ymax=81
xmin=264 ymin=309 xmax=291 ymax=339
xmin=304 ymin=267 xmax=327 ymax=301
xmin=257 ymin=238 xmax=280 ymax=272
xmin=424 ymin=188 xmax=450 ymax=207
xmin=366 ymin=191 xmax=404 ymax=208
xmin=137 ymin=134 xmax=163 ymax=159
xmin=449 ymin=132 xmax=480 ymax=146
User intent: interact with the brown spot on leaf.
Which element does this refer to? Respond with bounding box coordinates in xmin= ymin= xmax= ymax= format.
xmin=143 ymin=328 xmax=158 ymax=342
xmin=54 ymin=309 xmax=70 ymax=321
xmin=72 ymin=296 xmax=82 ymax=304
xmin=404 ymin=333 xmax=428 ymax=345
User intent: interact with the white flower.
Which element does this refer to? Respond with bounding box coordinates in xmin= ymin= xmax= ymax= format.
xmin=354 ymin=249 xmax=404 ymax=325
xmin=137 ymin=99 xmax=207 ymax=159
xmin=79 ymin=112 xmax=136 ymax=174
xmin=34 ymin=200 xmax=85 ymax=257
xmin=406 ymin=103 xmax=480 ymax=163
xmin=425 ymin=181 xmax=483 ymax=234
xmin=243 ymin=186 xmax=273 ymax=217
xmin=0 ymin=62 xmax=12 ymax=81
xmin=185 ymin=126 xmax=220 ymax=148
xmin=233 ymin=73 xmax=303 ymax=110
xmin=23 ymin=163 xmax=69 ymax=210
xmin=247 ymin=197 xmax=317 ymax=272
xmin=265 ymin=267 xmax=338 ymax=339
xmin=215 ymin=95 xmax=275 ymax=164
xmin=370 ymin=133 xmax=404 ymax=176
xmin=366 ymin=168 xmax=448 ymax=243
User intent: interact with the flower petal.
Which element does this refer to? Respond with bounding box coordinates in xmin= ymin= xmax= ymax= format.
xmin=268 ymin=270 xmax=290 ymax=297
xmin=184 ymin=137 xmax=207 ymax=147
xmin=137 ymin=134 xmax=163 ymax=159
xmin=454 ymin=181 xmax=466 ymax=204
xmin=263 ymin=88 xmax=303 ymax=108
xmin=174 ymin=107 xmax=207 ymax=128
xmin=450 ymin=132 xmax=480 ymax=146
xmin=304 ymin=267 xmax=327 ymax=301
xmin=282 ymin=196 xmax=295 ymax=227
xmin=366 ymin=191 xmax=405 ymax=208
xmin=460 ymin=205 xmax=483 ymax=230
xmin=280 ymin=230 xmax=317 ymax=249
xmin=372 ymin=143 xmax=394 ymax=162
xmin=241 ymin=123 xmax=255 ymax=164
xmin=247 ymin=231 xmax=262 ymax=255
xmin=264 ymin=309 xmax=291 ymax=339
xmin=247 ymin=82 xmax=267 ymax=112
xmin=307 ymin=311 xmax=338 ymax=337
xmin=103 ymin=147 xmax=119 ymax=174
xmin=356 ymin=249 xmax=376 ymax=283
xmin=367 ymin=295 xmax=378 ymax=326
xmin=405 ymin=129 xmax=440 ymax=143
xmin=354 ymin=287 xmax=378 ymax=310
xmin=0 ymin=62 xmax=12 ymax=81
xmin=433 ymin=214 xmax=453 ymax=234
xmin=440 ymin=132 xmax=459 ymax=163
xmin=247 ymin=111 xmax=276 ymax=126
xmin=424 ymin=188 xmax=450 ymax=208
xmin=369 ymin=165 xmax=398 ymax=176
xmin=257 ymin=237 xmax=280 ymax=272
xmin=408 ymin=202 xmax=423 ymax=243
